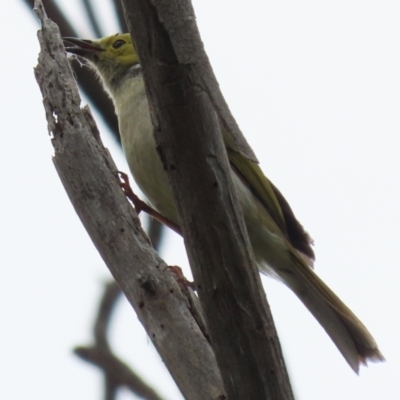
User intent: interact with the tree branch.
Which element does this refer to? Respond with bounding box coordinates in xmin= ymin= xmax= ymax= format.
xmin=33 ymin=2 xmax=225 ymax=399
xmin=23 ymin=0 xmax=166 ymax=267
xmin=74 ymin=344 xmax=165 ymax=400
xmin=23 ymin=0 xmax=120 ymax=141
xmin=121 ymin=0 xmax=294 ymax=399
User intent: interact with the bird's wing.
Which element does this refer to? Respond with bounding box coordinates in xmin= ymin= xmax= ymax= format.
xmin=228 ymin=150 xmax=315 ymax=260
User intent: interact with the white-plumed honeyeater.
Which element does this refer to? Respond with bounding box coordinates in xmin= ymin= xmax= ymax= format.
xmin=64 ymin=33 xmax=384 ymax=372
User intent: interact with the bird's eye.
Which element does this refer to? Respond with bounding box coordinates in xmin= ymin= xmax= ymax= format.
xmin=113 ymin=39 xmax=126 ymax=49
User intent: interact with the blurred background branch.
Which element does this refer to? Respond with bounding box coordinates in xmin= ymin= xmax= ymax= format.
xmin=74 ymin=281 xmax=166 ymax=400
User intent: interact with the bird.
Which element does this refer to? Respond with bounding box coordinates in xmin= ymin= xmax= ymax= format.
xmin=63 ymin=33 xmax=384 ymax=373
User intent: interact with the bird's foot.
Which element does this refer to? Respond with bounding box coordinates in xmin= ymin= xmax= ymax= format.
xmin=118 ymin=171 xmax=146 ymax=214
xmin=117 ymin=171 xmax=182 ymax=236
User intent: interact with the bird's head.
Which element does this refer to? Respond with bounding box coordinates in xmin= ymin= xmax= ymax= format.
xmin=63 ymin=33 xmax=140 ymax=95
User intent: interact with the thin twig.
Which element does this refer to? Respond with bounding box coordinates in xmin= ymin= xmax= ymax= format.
xmin=93 ymin=281 xmax=121 ymax=350
xmin=74 ymin=346 xmax=165 ymax=400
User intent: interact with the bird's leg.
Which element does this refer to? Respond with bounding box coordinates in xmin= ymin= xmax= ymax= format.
xmin=118 ymin=171 xmax=146 ymax=213
xmin=117 ymin=171 xmax=182 ymax=236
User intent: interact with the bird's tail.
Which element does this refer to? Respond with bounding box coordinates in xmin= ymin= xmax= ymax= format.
xmin=280 ymin=252 xmax=384 ymax=373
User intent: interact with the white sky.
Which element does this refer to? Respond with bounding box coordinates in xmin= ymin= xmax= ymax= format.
xmin=1 ymin=1 xmax=399 ymax=399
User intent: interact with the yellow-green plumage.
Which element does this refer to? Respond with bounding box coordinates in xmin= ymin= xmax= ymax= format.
xmin=64 ymin=33 xmax=384 ymax=372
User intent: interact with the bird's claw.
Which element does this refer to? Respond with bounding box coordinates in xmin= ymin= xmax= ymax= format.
xmin=118 ymin=171 xmax=145 ymax=214
xmin=117 ymin=171 xmax=182 ymax=236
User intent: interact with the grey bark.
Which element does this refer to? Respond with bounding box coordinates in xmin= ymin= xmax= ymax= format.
xmin=23 ymin=0 xmax=120 ymax=140
xmin=121 ymin=1 xmax=294 ymax=399
xmin=33 ymin=2 xmax=225 ymax=399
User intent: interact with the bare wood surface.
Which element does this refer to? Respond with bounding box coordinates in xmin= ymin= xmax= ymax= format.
xmin=23 ymin=0 xmax=120 ymax=140
xmin=23 ymin=0 xmax=167 ymax=277
xmin=121 ymin=0 xmax=294 ymax=399
xmin=33 ymin=2 xmax=225 ymax=399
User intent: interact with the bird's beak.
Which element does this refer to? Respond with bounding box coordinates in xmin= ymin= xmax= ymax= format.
xmin=63 ymin=37 xmax=104 ymax=57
